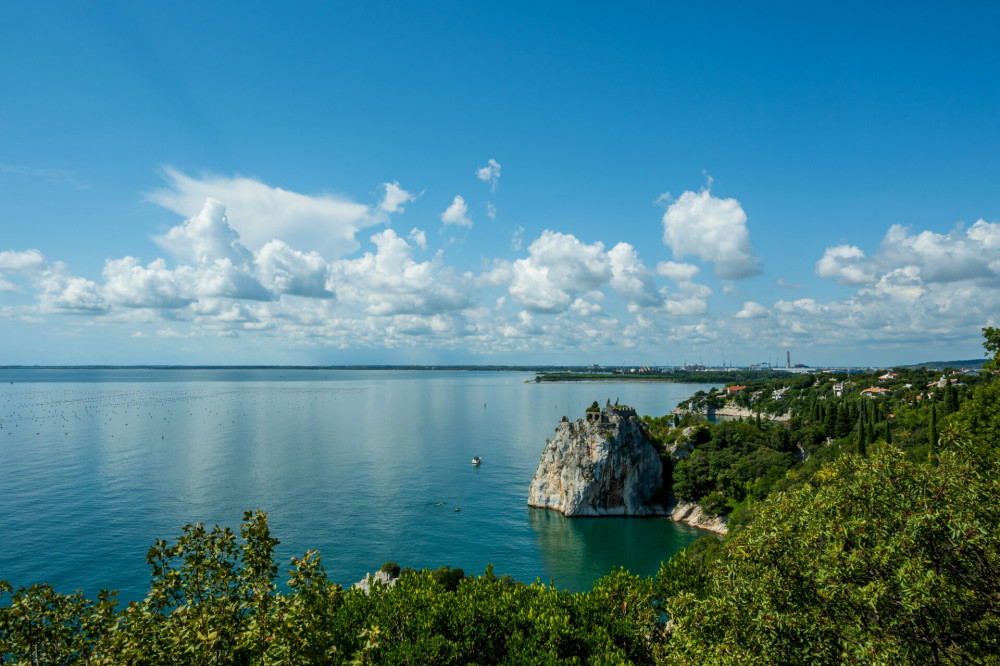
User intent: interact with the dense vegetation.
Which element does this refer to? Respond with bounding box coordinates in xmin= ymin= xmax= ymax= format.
xmin=3 ymin=330 xmax=999 ymax=664
xmin=646 ymin=358 xmax=990 ymax=527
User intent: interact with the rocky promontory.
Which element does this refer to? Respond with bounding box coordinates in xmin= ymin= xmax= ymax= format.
xmin=528 ymin=400 xmax=665 ymax=516
xmin=528 ymin=401 xmax=729 ymax=534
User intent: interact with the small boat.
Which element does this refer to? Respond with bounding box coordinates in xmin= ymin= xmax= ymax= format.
xmin=471 ymin=456 xmax=482 ymax=465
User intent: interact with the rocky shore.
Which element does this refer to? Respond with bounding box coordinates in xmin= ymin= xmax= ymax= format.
xmin=674 ymin=403 xmax=790 ymax=422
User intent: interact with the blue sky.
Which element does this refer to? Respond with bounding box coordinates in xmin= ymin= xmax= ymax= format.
xmin=1 ymin=2 xmax=998 ymax=366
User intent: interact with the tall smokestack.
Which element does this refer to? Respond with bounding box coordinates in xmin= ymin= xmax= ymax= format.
xmin=786 ymin=351 xmax=790 ymax=369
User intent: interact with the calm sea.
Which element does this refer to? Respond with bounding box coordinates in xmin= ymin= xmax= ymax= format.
xmin=0 ymin=369 xmax=717 ymax=601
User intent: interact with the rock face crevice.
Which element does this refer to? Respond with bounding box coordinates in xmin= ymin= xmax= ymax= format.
xmin=527 ymin=403 xmax=665 ymax=517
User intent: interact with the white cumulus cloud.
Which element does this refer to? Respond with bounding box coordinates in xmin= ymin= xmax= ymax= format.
xmin=607 ymin=243 xmax=662 ymax=308
xmin=509 ymin=231 xmax=611 ymax=313
xmin=37 ymin=264 xmax=105 ymax=313
xmin=0 ymin=249 xmax=49 ymax=292
xmin=735 ymin=301 xmax=769 ymax=319
xmin=877 ymin=222 xmax=1000 ymax=283
xmin=153 ymin=198 xmax=254 ymax=267
xmin=102 ymin=257 xmax=191 ymax=309
xmin=655 ymin=261 xmax=700 ymax=282
xmin=661 ymin=189 xmax=761 ymax=280
xmin=815 ymin=244 xmax=875 ymax=285
xmin=0 ymin=249 xmax=48 ymax=274
xmin=441 ymin=195 xmax=472 ymax=228
xmin=329 ymin=229 xmax=473 ymax=316
xmin=255 ymin=240 xmax=332 ymax=298
xmin=378 ymin=181 xmax=418 ymax=214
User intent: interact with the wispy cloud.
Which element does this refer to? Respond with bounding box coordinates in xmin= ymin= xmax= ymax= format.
xmin=0 ymin=163 xmax=90 ymax=190
xmin=147 ymin=168 xmax=381 ymax=259
xmin=476 ymin=158 xmax=501 ymax=192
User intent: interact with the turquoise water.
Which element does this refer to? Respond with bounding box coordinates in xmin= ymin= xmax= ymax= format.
xmin=0 ymin=369 xmax=717 ymax=601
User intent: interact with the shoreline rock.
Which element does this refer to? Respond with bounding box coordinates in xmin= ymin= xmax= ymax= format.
xmin=674 ymin=404 xmax=791 ymax=422
xmin=665 ymin=498 xmax=728 ymax=535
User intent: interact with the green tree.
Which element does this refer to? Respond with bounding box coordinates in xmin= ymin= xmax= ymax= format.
xmin=983 ymin=325 xmax=1000 ymax=371
xmin=660 ymin=443 xmax=1000 ymax=664
xmin=930 ymin=404 xmax=939 ymax=464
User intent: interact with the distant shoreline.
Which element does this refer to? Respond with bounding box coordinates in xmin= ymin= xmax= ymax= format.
xmin=1 ymin=358 xmax=984 ymax=373
xmin=533 ymin=370 xmax=797 ymax=384
xmin=1 ymin=365 xmax=554 ymax=372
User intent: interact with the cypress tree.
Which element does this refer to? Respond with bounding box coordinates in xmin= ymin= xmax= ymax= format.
xmin=824 ymin=402 xmax=837 ymax=438
xmin=929 ymin=405 xmax=938 ymax=465
xmin=884 ymin=419 xmax=892 ymax=444
xmin=836 ymin=403 xmax=852 ymax=438
xmin=946 ymin=381 xmax=960 ymax=414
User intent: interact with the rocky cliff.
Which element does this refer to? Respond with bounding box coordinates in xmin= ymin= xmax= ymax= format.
xmin=527 ymin=405 xmax=665 ymax=516
xmin=528 ymin=406 xmax=729 ymax=533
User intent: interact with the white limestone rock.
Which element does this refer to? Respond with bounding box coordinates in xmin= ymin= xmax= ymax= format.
xmin=665 ymin=499 xmax=728 ymax=535
xmin=666 ymin=426 xmax=699 ymax=459
xmin=527 ymin=407 xmax=665 ymax=516
xmin=351 ymin=569 xmax=398 ymax=594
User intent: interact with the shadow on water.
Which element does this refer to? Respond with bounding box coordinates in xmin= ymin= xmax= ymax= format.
xmin=527 ymin=508 xmax=705 ymax=592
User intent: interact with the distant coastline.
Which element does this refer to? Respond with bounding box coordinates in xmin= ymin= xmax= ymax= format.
xmin=533 ymin=369 xmax=796 ymax=384
xmin=2 ymin=357 xmax=984 ymax=373
xmin=1 ymin=364 xmax=559 ymax=372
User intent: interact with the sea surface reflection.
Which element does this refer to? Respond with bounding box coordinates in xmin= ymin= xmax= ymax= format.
xmin=0 ymin=369 xmax=718 ymax=599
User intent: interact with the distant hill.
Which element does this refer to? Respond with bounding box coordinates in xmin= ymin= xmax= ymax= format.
xmin=901 ymin=358 xmax=986 ymax=370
